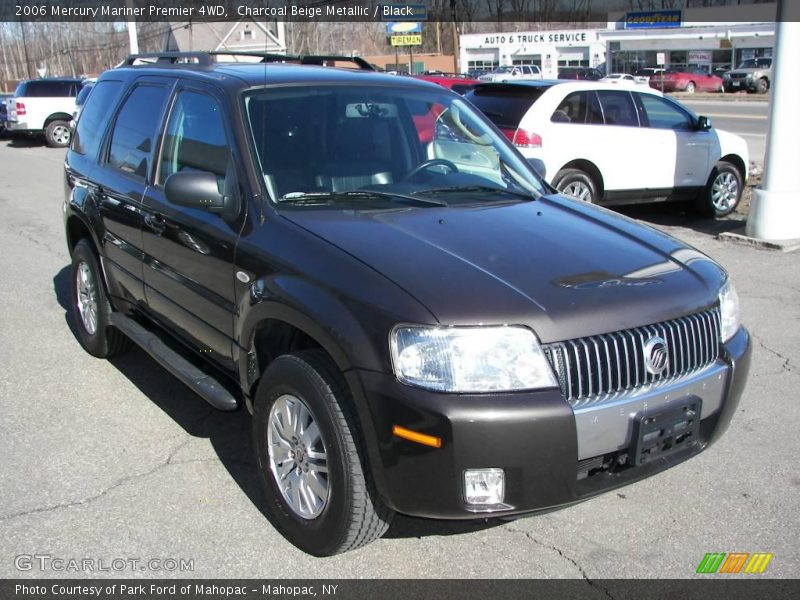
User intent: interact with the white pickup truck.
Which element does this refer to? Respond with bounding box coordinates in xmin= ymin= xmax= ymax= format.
xmin=7 ymin=78 xmax=83 ymax=147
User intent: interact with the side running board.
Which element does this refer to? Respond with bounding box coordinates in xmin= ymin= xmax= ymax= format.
xmin=110 ymin=313 xmax=238 ymax=411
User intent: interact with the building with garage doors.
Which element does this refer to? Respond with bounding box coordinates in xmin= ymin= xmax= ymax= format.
xmin=459 ymin=28 xmax=606 ymax=78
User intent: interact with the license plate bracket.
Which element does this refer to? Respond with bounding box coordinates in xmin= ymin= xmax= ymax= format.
xmin=631 ymin=399 xmax=702 ymax=466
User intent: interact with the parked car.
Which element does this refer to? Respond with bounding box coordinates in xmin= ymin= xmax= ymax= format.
xmin=466 ymin=68 xmax=489 ymax=79
xmin=64 ymin=52 xmax=750 ymax=556
xmin=0 ymin=93 xmax=12 ymax=135
xmin=413 ymin=73 xmax=479 ymax=95
xmin=600 ymin=73 xmax=650 ymax=87
xmin=6 ymin=78 xmax=82 ymax=147
xmin=651 ymin=69 xmax=724 ymax=94
xmin=635 ymin=67 xmax=666 ymax=78
xmin=723 ymin=57 xmax=772 ymax=94
xmin=479 ymin=65 xmax=543 ymax=82
xmin=465 ymin=81 xmax=749 ymax=216
xmin=558 ymin=67 xmax=603 ymax=81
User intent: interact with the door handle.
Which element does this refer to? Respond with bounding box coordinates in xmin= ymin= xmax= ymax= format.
xmin=144 ymin=214 xmax=167 ymax=233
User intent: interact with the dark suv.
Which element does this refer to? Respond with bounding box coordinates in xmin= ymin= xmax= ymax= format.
xmin=64 ymin=52 xmax=751 ymax=556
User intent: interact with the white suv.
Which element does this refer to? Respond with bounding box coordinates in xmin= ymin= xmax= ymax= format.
xmin=465 ymin=81 xmax=749 ymax=216
xmin=478 ymin=65 xmax=543 ymax=82
xmin=7 ymin=78 xmax=83 ymax=147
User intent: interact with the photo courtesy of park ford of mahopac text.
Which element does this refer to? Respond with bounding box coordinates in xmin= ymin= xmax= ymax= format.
xmin=1 ymin=0 xmax=799 ymax=598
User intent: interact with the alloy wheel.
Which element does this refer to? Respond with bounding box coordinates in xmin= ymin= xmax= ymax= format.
xmin=711 ymin=171 xmax=739 ymax=212
xmin=267 ymin=394 xmax=330 ymax=519
xmin=75 ymin=261 xmax=98 ymax=335
xmin=562 ymin=181 xmax=592 ymax=202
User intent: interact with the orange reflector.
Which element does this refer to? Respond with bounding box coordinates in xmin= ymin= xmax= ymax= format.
xmin=392 ymin=425 xmax=442 ymax=448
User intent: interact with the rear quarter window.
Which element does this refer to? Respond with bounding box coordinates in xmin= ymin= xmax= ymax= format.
xmin=464 ymin=86 xmax=549 ymax=129
xmin=72 ymin=80 xmax=123 ymax=157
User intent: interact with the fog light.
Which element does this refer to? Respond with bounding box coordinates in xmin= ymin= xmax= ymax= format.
xmin=464 ymin=469 xmax=505 ymax=506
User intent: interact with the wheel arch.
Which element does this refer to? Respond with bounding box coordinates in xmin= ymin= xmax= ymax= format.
xmin=44 ymin=113 xmax=74 ymax=127
xmin=719 ymin=153 xmax=747 ymax=182
xmin=240 ymin=298 xmax=392 ymax=504
xmin=555 ymin=159 xmax=605 ymax=197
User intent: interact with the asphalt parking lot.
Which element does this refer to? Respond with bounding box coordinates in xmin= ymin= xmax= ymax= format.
xmin=0 ymin=138 xmax=797 ymax=580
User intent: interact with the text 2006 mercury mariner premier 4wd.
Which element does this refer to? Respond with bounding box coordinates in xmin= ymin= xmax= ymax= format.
xmin=63 ymin=52 xmax=750 ymax=556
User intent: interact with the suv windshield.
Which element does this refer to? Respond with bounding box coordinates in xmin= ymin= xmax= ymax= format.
xmin=737 ymin=58 xmax=771 ymax=69
xmin=244 ymin=85 xmax=545 ymax=206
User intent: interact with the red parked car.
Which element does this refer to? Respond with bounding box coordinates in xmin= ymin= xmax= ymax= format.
xmin=413 ymin=73 xmax=480 ymax=95
xmin=650 ymin=69 xmax=724 ymax=93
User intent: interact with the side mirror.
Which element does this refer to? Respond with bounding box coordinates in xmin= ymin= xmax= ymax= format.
xmin=165 ymin=171 xmax=226 ymax=211
xmin=165 ymin=165 xmax=240 ymax=220
xmin=696 ymin=115 xmax=713 ymax=130
xmin=527 ymin=158 xmax=547 ymax=179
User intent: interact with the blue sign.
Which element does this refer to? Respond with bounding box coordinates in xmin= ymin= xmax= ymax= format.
xmin=381 ymin=4 xmax=427 ymax=21
xmin=625 ymin=10 xmax=682 ymax=29
xmin=386 ymin=22 xmax=422 ymax=35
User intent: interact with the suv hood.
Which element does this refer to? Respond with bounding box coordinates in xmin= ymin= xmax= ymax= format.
xmin=281 ymin=196 xmax=725 ymax=343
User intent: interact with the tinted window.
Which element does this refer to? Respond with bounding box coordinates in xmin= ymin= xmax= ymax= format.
xmin=159 ymin=91 xmax=229 ymax=188
xmin=638 ymin=94 xmax=693 ymax=130
xmin=464 ymin=86 xmax=549 ymax=129
xmin=551 ymin=91 xmax=603 ymax=125
xmin=23 ymin=81 xmax=76 ymax=97
xmin=73 ymin=80 xmax=123 ymax=156
xmin=108 ymin=85 xmax=169 ymax=179
xmin=597 ymin=91 xmax=638 ymax=127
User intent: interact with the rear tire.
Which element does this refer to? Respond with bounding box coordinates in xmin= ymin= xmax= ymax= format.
xmin=696 ymin=161 xmax=743 ymax=218
xmin=70 ymin=239 xmax=131 ymax=358
xmin=44 ymin=119 xmax=71 ymax=148
xmin=553 ymin=168 xmax=598 ymax=204
xmin=253 ymin=350 xmax=393 ymax=556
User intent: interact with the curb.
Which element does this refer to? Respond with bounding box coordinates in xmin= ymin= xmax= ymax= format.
xmin=718 ymin=229 xmax=800 ymax=252
xmin=668 ymin=92 xmax=769 ymax=103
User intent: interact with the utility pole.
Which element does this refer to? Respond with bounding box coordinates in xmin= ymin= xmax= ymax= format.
xmin=127 ymin=0 xmax=139 ymax=55
xmin=19 ymin=19 xmax=33 ymax=79
xmin=450 ymin=0 xmax=459 ymax=73
xmin=745 ymin=0 xmax=800 ymax=241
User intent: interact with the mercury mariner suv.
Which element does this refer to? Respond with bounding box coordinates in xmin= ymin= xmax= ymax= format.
xmin=63 ymin=52 xmax=750 ymax=556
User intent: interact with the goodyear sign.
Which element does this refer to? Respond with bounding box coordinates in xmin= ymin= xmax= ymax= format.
xmin=625 ymin=10 xmax=682 ymax=29
xmin=391 ymin=34 xmax=422 ymax=47
xmin=386 ymin=22 xmax=422 ymax=35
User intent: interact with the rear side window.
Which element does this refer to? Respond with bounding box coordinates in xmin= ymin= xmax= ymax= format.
xmin=596 ymin=91 xmax=639 ymax=127
xmin=551 ymin=91 xmax=603 ymax=125
xmin=73 ymin=81 xmax=122 ymax=156
xmin=158 ymin=90 xmax=229 ymax=188
xmin=465 ymin=86 xmax=549 ymax=129
xmin=108 ymin=85 xmax=169 ymax=179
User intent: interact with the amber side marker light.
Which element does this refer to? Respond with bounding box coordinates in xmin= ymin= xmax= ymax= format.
xmin=392 ymin=425 xmax=442 ymax=448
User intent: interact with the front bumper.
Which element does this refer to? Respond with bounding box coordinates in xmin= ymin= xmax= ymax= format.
xmin=352 ymin=327 xmax=750 ymax=519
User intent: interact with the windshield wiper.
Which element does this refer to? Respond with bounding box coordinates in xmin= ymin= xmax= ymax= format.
xmin=414 ymin=185 xmax=535 ymax=201
xmin=278 ymin=190 xmax=446 ymax=207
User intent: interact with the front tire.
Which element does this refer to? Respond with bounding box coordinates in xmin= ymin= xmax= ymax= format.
xmin=756 ymin=77 xmax=769 ymax=94
xmin=253 ymin=350 xmax=393 ymax=556
xmin=553 ymin=168 xmax=598 ymax=204
xmin=685 ymin=81 xmax=696 ymax=94
xmin=696 ymin=161 xmax=743 ymax=217
xmin=70 ymin=239 xmax=130 ymax=358
xmin=45 ymin=119 xmax=71 ymax=148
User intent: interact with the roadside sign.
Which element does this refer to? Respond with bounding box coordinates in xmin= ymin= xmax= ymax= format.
xmin=391 ymin=34 xmax=422 ymax=47
xmin=657 ymin=52 xmax=666 ymax=66
xmin=386 ymin=22 xmax=422 ymax=35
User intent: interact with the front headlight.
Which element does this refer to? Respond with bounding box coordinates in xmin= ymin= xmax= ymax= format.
xmin=719 ymin=280 xmax=741 ymax=343
xmin=390 ymin=326 xmax=557 ymax=393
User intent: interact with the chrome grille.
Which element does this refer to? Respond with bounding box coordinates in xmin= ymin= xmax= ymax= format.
xmin=543 ymin=308 xmax=721 ymax=407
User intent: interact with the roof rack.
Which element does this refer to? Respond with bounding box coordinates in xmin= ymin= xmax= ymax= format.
xmin=122 ymin=52 xmax=374 ymax=71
